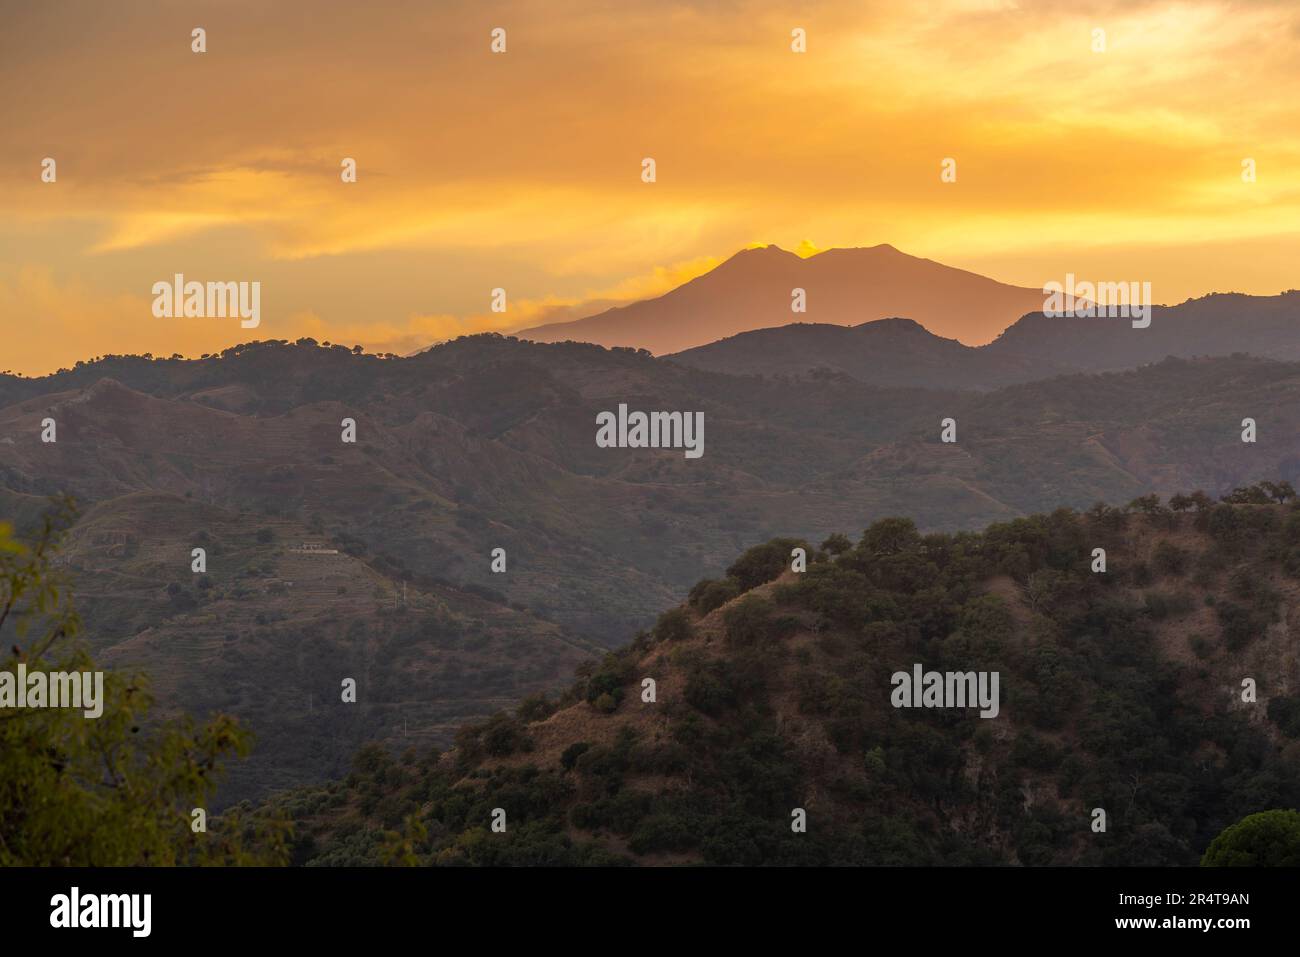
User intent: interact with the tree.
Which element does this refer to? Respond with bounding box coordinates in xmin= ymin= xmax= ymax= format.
xmin=820 ymin=533 xmax=852 ymax=555
xmin=1127 ymin=493 xmax=1161 ymax=514
xmin=652 ymin=606 xmax=693 ymax=642
xmin=1261 ymin=480 xmax=1297 ymax=504
xmin=688 ymin=578 xmax=740 ymax=614
xmin=1202 ymin=810 xmax=1300 ymax=866
xmin=1221 ymin=485 xmax=1271 ymax=505
xmin=0 ymin=501 xmax=287 ymax=865
xmin=860 ymin=517 xmax=921 ymax=556
xmin=723 ymin=594 xmax=776 ymax=647
xmin=726 ymin=538 xmax=806 ymax=592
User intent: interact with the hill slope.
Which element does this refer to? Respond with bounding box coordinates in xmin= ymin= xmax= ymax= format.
xmin=6 ymin=339 xmax=1300 ymax=804
xmin=48 ymin=490 xmax=599 ymax=805
xmin=6 ymin=342 xmax=1300 ymax=648
xmin=265 ymin=495 xmax=1300 ymax=866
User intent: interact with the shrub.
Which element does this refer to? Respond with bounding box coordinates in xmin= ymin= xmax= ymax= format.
xmin=723 ymin=594 xmax=777 ymax=647
xmin=726 ymin=538 xmax=807 ymax=591
xmin=1266 ymin=695 xmax=1300 ymax=738
xmin=652 ymin=606 xmax=694 ymax=642
xmin=1152 ymin=541 xmax=1188 ymax=576
xmin=1202 ymin=810 xmax=1300 ymax=866
xmin=688 ymin=577 xmax=741 ymax=614
xmin=560 ymin=742 xmax=591 ymax=771
xmin=1216 ymin=601 xmax=1263 ymax=651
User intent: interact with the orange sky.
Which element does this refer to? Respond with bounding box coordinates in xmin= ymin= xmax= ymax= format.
xmin=3 ymin=0 xmax=1299 ymax=375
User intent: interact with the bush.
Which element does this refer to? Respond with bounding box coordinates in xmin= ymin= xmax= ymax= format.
xmin=584 ymin=677 xmax=624 ymax=708
xmin=516 ymin=693 xmax=555 ymax=723
xmin=688 ymin=577 xmax=741 ymax=614
xmin=629 ymin=813 xmax=698 ymax=854
xmin=480 ymin=712 xmax=532 ymax=756
xmin=1202 ymin=810 xmax=1300 ymax=866
xmin=1216 ymin=601 xmax=1264 ymax=651
xmin=653 ymin=607 xmax=694 ymax=642
xmin=1266 ymin=695 xmax=1300 ymax=738
xmin=684 ymin=664 xmax=735 ymax=716
xmin=723 ymin=594 xmax=777 ymax=647
xmin=821 ymin=533 xmax=852 ymax=555
xmin=1152 ymin=541 xmax=1188 ymax=576
xmin=726 ymin=538 xmax=806 ymax=591
xmin=560 ymin=742 xmax=591 ymax=771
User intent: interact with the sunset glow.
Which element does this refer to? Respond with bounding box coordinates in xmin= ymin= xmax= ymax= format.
xmin=3 ymin=0 xmax=1299 ymax=373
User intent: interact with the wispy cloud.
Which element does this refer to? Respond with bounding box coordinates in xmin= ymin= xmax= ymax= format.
xmin=2 ymin=0 xmax=1299 ymax=373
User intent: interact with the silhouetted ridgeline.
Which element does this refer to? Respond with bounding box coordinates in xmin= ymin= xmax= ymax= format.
xmin=669 ymin=292 xmax=1300 ymax=387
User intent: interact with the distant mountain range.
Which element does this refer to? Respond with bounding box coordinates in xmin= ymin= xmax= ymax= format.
xmin=516 ymin=244 xmax=1048 ymax=353
xmin=5 ymin=259 xmax=1300 ymax=806
xmin=669 ymin=292 xmax=1300 ymax=388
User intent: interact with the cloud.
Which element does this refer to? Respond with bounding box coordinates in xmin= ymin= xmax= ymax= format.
xmin=0 ymin=266 xmax=237 ymax=374
xmin=2 ymin=0 xmax=1300 ymax=373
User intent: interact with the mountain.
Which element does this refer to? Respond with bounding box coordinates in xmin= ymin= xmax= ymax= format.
xmin=265 ymin=497 xmax=1300 ymax=865
xmin=985 ymin=292 xmax=1300 ymax=372
xmin=670 ymin=292 xmax=1300 ymax=387
xmin=515 ymin=244 xmax=1047 ymax=354
xmin=668 ymin=316 xmax=1071 ymax=388
xmin=6 ymin=337 xmax=1300 ymax=804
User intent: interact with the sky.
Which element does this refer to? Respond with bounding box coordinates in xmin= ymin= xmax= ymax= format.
xmin=2 ymin=0 xmax=1299 ymax=375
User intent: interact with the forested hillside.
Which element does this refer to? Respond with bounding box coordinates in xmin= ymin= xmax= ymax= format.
xmin=5 ymin=337 xmax=1300 ymax=805
xmin=259 ymin=488 xmax=1300 ymax=865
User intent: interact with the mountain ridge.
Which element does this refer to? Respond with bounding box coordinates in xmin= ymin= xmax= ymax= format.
xmin=669 ymin=291 xmax=1300 ymax=388
xmin=6 ymin=337 xmax=1300 ymax=805
xmin=515 ymin=244 xmax=1048 ymax=353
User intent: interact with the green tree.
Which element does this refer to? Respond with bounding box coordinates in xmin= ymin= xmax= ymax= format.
xmin=652 ymin=606 xmax=694 ymax=642
xmin=0 ymin=502 xmax=287 ymax=865
xmin=688 ymin=577 xmax=740 ymax=614
xmin=820 ymin=533 xmax=852 ymax=555
xmin=723 ymin=594 xmax=776 ymax=647
xmin=860 ymin=517 xmax=922 ymax=556
xmin=1201 ymin=810 xmax=1300 ymax=866
xmin=726 ymin=538 xmax=806 ymax=592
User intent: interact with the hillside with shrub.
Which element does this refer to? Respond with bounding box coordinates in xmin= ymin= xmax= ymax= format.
xmin=258 ymin=485 xmax=1300 ymax=865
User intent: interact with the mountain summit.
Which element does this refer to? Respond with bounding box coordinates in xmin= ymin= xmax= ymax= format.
xmin=515 ymin=244 xmax=1046 ymax=354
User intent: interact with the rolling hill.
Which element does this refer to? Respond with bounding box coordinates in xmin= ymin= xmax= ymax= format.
xmin=261 ymin=496 xmax=1300 ymax=865
xmin=5 ymin=336 xmax=1300 ymax=804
